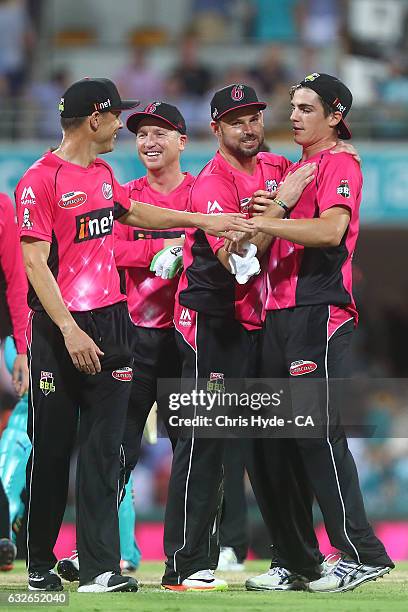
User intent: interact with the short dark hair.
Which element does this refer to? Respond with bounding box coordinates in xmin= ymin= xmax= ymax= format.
xmin=60 ymin=116 xmax=87 ymax=131
xmin=290 ymin=84 xmax=334 ymax=117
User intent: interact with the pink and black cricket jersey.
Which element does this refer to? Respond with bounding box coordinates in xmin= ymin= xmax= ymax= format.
xmin=114 ymin=173 xmax=193 ymax=328
xmin=0 ymin=193 xmax=29 ymax=353
xmin=176 ymin=151 xmax=291 ymax=331
xmin=15 ymin=151 xmax=131 ymax=312
xmin=265 ymin=149 xmax=361 ymax=324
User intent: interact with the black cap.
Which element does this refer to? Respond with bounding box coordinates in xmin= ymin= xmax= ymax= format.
xmin=58 ymin=78 xmax=139 ymax=118
xmin=210 ymin=84 xmax=267 ymax=121
xmin=127 ymin=102 xmax=187 ymax=135
xmin=297 ymin=73 xmax=352 ymax=139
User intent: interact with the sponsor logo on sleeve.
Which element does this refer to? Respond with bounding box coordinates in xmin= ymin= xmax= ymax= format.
xmin=289 ymin=360 xmax=318 ymax=376
xmin=265 ymin=179 xmax=278 ymax=192
xmin=207 ymin=372 xmax=225 ymax=392
xmin=40 ymin=371 xmax=56 ymax=395
xmin=102 ymin=182 xmax=113 ymax=200
xmin=179 ymin=308 xmax=192 ymax=327
xmin=75 ymin=207 xmax=114 ymax=242
xmin=112 ymin=367 xmax=133 ymax=382
xmin=207 ymin=200 xmax=223 ymax=214
xmin=58 ymin=191 xmax=88 ymax=210
xmin=337 ymin=179 xmax=350 ymax=198
xmin=21 ymin=186 xmax=36 ymax=206
xmin=22 ymin=208 xmax=33 ymax=230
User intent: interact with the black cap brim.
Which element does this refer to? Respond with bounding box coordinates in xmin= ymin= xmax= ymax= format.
xmin=216 ymin=102 xmax=267 ymax=120
xmin=127 ymin=112 xmax=186 ymax=134
xmin=338 ymin=118 xmax=352 ymax=140
xmin=118 ymin=100 xmax=140 ymax=111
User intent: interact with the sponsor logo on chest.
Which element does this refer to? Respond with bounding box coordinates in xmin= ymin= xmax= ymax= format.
xmin=74 ymin=207 xmax=114 ymax=243
xmin=207 ymin=372 xmax=225 ymax=392
xmin=240 ymin=197 xmax=251 ymax=214
xmin=58 ymin=191 xmax=88 ymax=210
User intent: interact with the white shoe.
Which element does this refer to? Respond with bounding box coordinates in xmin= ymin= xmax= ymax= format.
xmin=217 ymin=547 xmax=244 ymax=571
xmin=245 ymin=566 xmax=308 ymax=591
xmin=308 ymin=556 xmax=391 ymax=593
xmin=78 ymin=571 xmax=138 ymax=593
xmin=162 ymin=569 xmax=228 ymax=591
xmin=320 ymin=553 xmax=341 ymax=577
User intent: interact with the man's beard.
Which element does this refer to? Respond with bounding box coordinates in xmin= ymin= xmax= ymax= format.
xmin=227 ymin=135 xmax=264 ymax=158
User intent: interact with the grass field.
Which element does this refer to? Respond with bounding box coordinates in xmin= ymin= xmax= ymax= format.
xmin=0 ymin=560 xmax=407 ymax=612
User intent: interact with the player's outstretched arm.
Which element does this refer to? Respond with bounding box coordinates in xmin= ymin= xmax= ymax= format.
xmin=21 ymin=238 xmax=104 ymax=375
xmin=119 ymin=200 xmax=254 ymax=237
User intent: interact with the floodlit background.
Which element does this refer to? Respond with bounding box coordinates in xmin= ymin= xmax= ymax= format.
xmin=1 ymin=0 xmax=408 ymax=560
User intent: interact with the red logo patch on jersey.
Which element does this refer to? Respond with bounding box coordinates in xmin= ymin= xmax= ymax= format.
xmin=289 ymin=360 xmax=318 ymax=376
xmin=231 ymin=85 xmax=244 ymax=101
xmin=58 ymin=191 xmax=87 ymax=210
xmin=112 ymin=367 xmax=133 ymax=382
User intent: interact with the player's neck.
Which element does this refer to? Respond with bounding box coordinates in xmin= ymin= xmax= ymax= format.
xmin=301 ymin=136 xmax=338 ymax=161
xmin=54 ymin=134 xmax=99 ymax=168
xmin=218 ymin=147 xmax=257 ymax=175
xmin=147 ymin=164 xmax=184 ymax=194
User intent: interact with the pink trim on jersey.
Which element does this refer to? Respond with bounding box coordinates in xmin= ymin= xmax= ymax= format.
xmin=15 ymin=151 xmax=131 ymax=312
xmin=115 ymin=174 xmax=194 ymax=329
xmin=328 ymin=305 xmax=354 ymax=340
xmin=266 ymin=149 xmax=361 ymax=323
xmin=0 ymin=193 xmax=29 ymax=352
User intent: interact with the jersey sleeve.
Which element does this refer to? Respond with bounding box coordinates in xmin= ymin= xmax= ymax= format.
xmin=15 ymin=172 xmax=55 ymax=242
xmin=316 ymin=154 xmax=362 ymax=216
xmin=190 ymin=176 xmax=239 ymax=254
xmin=113 ymin=176 xmax=132 ymax=219
xmin=0 ymin=194 xmax=29 ymax=353
xmin=113 ymin=222 xmax=165 ymax=269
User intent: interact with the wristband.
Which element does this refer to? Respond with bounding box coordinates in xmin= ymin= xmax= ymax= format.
xmin=274 ymin=198 xmax=290 ymax=215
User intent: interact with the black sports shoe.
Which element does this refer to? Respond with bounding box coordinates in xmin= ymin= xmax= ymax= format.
xmin=57 ymin=552 xmax=79 ymax=582
xmin=77 ymin=571 xmax=138 ymax=592
xmin=28 ymin=570 xmax=63 ymax=591
xmin=0 ymin=538 xmax=17 ymax=571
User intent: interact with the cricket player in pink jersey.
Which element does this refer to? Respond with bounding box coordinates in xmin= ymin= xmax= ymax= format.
xmin=115 ymin=102 xmax=192 ymax=480
xmin=0 ymin=192 xmax=29 ymax=570
xmin=162 ymin=84 xmax=318 ymax=591
xmin=14 ymin=78 xmax=251 ymax=594
xmin=245 ymin=74 xmax=394 ymax=593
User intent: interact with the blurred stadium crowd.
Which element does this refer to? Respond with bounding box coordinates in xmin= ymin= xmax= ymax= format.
xmin=1 ymin=0 xmax=408 ymax=140
xmin=0 ymin=0 xmax=407 ymax=527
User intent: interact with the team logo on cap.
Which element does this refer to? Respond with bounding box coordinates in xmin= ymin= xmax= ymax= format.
xmin=58 ymin=98 xmax=64 ymax=112
xmin=231 ymin=85 xmax=245 ymax=101
xmin=145 ymin=102 xmax=161 ymax=114
xmin=337 ymin=179 xmax=350 ymax=198
xmin=304 ymin=73 xmax=320 ymax=82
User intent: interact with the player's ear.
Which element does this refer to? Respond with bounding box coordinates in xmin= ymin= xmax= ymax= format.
xmin=89 ymin=111 xmax=100 ymax=132
xmin=179 ymin=134 xmax=188 ymax=151
xmin=210 ymin=120 xmax=220 ymax=137
xmin=329 ymin=111 xmax=343 ymax=130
